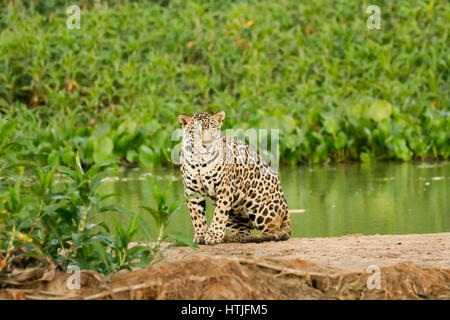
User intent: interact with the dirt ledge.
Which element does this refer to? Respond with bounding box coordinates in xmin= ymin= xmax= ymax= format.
xmin=1 ymin=233 xmax=449 ymax=300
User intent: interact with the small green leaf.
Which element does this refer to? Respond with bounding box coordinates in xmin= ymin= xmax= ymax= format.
xmin=168 ymin=232 xmax=197 ymax=248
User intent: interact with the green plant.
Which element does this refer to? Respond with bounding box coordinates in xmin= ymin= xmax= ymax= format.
xmin=142 ymin=177 xmax=197 ymax=248
xmin=0 ymin=144 xmax=192 ymax=275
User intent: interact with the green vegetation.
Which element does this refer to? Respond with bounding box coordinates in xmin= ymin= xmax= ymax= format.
xmin=0 ymin=118 xmax=193 ymax=274
xmin=0 ymin=0 xmax=448 ymax=168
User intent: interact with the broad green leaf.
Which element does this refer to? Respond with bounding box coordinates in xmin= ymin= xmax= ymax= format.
xmin=367 ymin=101 xmax=392 ymax=122
xmin=93 ymin=136 xmax=114 ymax=163
xmin=347 ymin=104 xmax=365 ymax=119
xmin=392 ymin=138 xmax=412 ymax=160
xmin=118 ymin=120 xmax=137 ymax=135
xmin=323 ymin=116 xmax=338 ymax=136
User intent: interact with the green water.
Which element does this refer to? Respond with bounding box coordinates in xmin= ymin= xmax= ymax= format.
xmin=96 ymin=162 xmax=449 ymax=240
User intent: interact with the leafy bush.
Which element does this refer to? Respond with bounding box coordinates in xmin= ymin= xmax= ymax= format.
xmin=0 ymin=121 xmax=193 ymax=275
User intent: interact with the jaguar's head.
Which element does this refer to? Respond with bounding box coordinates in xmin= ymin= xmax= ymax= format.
xmin=178 ymin=111 xmax=225 ymax=159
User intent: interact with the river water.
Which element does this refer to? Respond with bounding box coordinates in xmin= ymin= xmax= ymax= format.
xmin=96 ymin=162 xmax=449 ymax=240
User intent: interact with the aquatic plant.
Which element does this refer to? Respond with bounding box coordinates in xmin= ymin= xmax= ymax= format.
xmin=0 ymin=0 xmax=447 ymax=168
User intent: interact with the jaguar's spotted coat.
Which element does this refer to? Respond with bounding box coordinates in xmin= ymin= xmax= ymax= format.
xmin=178 ymin=111 xmax=291 ymax=245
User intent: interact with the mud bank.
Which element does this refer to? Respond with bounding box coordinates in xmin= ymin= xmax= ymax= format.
xmin=1 ymin=233 xmax=449 ymax=300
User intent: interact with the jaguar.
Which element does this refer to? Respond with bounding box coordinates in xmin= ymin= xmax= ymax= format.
xmin=178 ymin=110 xmax=291 ymax=245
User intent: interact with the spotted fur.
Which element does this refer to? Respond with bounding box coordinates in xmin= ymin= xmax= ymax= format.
xmin=178 ymin=111 xmax=292 ymax=245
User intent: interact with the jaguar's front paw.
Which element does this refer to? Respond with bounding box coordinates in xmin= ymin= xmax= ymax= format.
xmin=204 ymin=230 xmax=224 ymax=245
xmin=193 ymin=234 xmax=206 ymax=245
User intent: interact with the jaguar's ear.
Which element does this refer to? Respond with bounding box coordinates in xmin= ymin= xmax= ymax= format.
xmin=213 ymin=110 xmax=225 ymax=126
xmin=178 ymin=114 xmax=192 ymax=128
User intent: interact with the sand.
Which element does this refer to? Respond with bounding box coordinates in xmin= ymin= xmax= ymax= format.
xmin=162 ymin=232 xmax=450 ymax=271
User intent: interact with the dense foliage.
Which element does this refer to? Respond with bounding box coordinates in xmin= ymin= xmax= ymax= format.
xmin=0 ymin=0 xmax=448 ymax=167
xmin=0 ymin=118 xmax=194 ymax=274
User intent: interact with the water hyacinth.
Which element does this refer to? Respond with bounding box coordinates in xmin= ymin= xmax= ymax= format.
xmin=0 ymin=0 xmax=447 ymax=168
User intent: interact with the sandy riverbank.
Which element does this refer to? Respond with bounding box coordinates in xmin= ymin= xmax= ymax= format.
xmin=162 ymin=232 xmax=450 ymax=271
